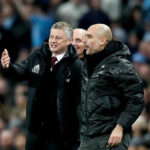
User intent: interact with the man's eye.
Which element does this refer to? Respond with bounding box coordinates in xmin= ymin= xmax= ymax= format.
xmin=86 ymin=34 xmax=92 ymax=38
xmin=57 ymin=37 xmax=61 ymax=40
xmin=76 ymin=39 xmax=82 ymax=42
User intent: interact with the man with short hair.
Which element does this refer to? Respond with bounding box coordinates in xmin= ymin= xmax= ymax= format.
xmin=0 ymin=22 xmax=82 ymax=150
xmin=72 ymin=28 xmax=86 ymax=59
xmin=78 ymin=24 xmax=144 ymax=150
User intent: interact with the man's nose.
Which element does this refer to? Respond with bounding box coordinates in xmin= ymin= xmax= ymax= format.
xmin=84 ymin=40 xmax=87 ymax=45
xmin=83 ymin=40 xmax=86 ymax=45
xmin=51 ymin=38 xmax=56 ymax=43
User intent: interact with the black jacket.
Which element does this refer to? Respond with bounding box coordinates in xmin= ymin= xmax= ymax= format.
xmin=0 ymin=43 xmax=83 ymax=144
xmin=81 ymin=40 xmax=144 ymax=137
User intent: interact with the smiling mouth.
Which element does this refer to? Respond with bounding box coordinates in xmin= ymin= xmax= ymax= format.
xmin=51 ymin=44 xmax=57 ymax=48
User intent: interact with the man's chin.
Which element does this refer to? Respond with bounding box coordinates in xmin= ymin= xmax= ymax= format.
xmin=50 ymin=48 xmax=58 ymax=52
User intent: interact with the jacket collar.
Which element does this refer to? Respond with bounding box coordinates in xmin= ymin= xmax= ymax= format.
xmin=40 ymin=42 xmax=78 ymax=62
xmin=84 ymin=40 xmax=131 ymax=77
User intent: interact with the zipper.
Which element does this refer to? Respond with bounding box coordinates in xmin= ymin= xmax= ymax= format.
xmin=84 ymin=76 xmax=89 ymax=136
xmin=84 ymin=65 xmax=105 ymax=136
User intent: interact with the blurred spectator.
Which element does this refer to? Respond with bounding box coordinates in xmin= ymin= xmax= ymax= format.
xmin=78 ymin=0 xmax=110 ymax=29
xmin=111 ymin=20 xmax=127 ymax=43
xmin=127 ymin=31 xmax=139 ymax=58
xmin=0 ymin=0 xmax=31 ymax=62
xmin=138 ymin=40 xmax=150 ymax=59
xmin=29 ymin=3 xmax=54 ymax=47
xmin=57 ymin=0 xmax=89 ymax=28
xmin=129 ymin=136 xmax=150 ymax=150
xmin=14 ymin=133 xmax=26 ymax=150
xmin=48 ymin=0 xmax=64 ymax=21
xmin=123 ymin=5 xmax=144 ymax=40
xmin=0 ymin=97 xmax=12 ymax=123
xmin=0 ymin=76 xmax=10 ymax=95
xmin=13 ymin=1 xmax=54 ymax=48
xmin=101 ymin=0 xmax=122 ymax=20
xmin=8 ymin=83 xmax=28 ymax=136
xmin=12 ymin=83 xmax=28 ymax=121
xmin=132 ymin=52 xmax=150 ymax=83
xmin=9 ymin=116 xmax=24 ymax=136
xmin=144 ymin=85 xmax=150 ymax=101
xmin=142 ymin=0 xmax=150 ymax=19
xmin=0 ymin=118 xmax=6 ymax=132
xmin=144 ymin=86 xmax=150 ymax=120
xmin=0 ymin=76 xmax=12 ymax=121
xmin=0 ymin=129 xmax=16 ymax=150
xmin=123 ymin=0 xmax=143 ymax=18
xmin=132 ymin=115 xmax=147 ymax=137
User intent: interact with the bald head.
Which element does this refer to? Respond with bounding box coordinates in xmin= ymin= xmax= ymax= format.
xmin=89 ymin=24 xmax=112 ymax=41
xmin=73 ymin=28 xmax=86 ymax=58
xmin=85 ymin=24 xmax=112 ymax=55
xmin=74 ymin=28 xmax=86 ymax=34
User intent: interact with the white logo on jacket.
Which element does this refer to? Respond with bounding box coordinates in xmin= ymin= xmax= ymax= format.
xmin=32 ymin=64 xmax=40 ymax=74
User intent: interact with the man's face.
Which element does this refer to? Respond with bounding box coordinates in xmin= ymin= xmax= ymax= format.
xmin=85 ymin=27 xmax=103 ymax=55
xmin=72 ymin=30 xmax=86 ymax=58
xmin=49 ymin=29 xmax=71 ymax=55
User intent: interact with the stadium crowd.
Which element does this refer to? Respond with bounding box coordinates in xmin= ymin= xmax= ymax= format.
xmin=0 ymin=0 xmax=150 ymax=149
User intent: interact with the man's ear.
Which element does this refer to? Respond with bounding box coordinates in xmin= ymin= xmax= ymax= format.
xmin=99 ymin=38 xmax=107 ymax=46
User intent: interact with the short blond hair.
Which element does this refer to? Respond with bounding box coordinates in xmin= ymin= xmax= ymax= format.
xmin=51 ymin=22 xmax=73 ymax=39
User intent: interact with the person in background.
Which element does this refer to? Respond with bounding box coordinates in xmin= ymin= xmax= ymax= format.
xmin=72 ymin=28 xmax=86 ymax=60
xmin=0 ymin=129 xmax=16 ymax=150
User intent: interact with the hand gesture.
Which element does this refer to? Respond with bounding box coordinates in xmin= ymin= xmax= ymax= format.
xmin=1 ymin=49 xmax=10 ymax=69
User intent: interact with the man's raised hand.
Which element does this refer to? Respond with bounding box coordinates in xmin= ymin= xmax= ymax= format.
xmin=1 ymin=49 xmax=10 ymax=69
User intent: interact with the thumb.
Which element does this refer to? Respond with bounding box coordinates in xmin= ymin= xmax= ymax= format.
xmin=2 ymin=49 xmax=8 ymax=57
xmin=4 ymin=49 xmax=8 ymax=55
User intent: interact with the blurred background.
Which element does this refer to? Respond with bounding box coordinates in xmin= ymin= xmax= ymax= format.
xmin=0 ymin=0 xmax=150 ymax=150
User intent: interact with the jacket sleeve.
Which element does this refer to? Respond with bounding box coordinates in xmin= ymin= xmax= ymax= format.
xmin=112 ymin=60 xmax=144 ymax=131
xmin=0 ymin=55 xmax=30 ymax=82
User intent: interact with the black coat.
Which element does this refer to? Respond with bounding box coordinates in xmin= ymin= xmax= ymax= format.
xmin=81 ymin=41 xmax=144 ymax=137
xmin=0 ymin=43 xmax=83 ymax=144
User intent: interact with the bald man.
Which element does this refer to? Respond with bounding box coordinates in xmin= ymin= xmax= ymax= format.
xmin=73 ymin=28 xmax=86 ymax=59
xmin=78 ymin=24 xmax=144 ymax=150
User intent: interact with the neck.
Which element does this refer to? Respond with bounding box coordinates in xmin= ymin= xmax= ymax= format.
xmin=52 ymin=50 xmax=66 ymax=56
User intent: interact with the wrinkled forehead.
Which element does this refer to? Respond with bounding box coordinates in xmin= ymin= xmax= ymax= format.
xmin=50 ymin=28 xmax=67 ymax=37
